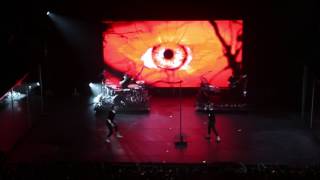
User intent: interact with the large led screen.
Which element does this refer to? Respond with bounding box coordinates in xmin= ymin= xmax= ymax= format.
xmin=103 ymin=20 xmax=243 ymax=87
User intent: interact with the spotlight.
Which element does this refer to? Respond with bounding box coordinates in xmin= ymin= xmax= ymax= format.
xmin=93 ymin=94 xmax=102 ymax=103
xmin=7 ymin=91 xmax=26 ymax=101
xmin=36 ymin=82 xmax=40 ymax=86
xmin=89 ymin=83 xmax=93 ymax=87
xmin=46 ymin=11 xmax=50 ymax=16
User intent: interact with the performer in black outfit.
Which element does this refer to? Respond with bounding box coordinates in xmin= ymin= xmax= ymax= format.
xmin=119 ymin=74 xmax=132 ymax=89
xmin=105 ymin=105 xmax=123 ymax=143
xmin=205 ymin=108 xmax=221 ymax=143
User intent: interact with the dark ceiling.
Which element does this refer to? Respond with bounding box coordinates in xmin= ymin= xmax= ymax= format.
xmin=5 ymin=0 xmax=317 ymax=21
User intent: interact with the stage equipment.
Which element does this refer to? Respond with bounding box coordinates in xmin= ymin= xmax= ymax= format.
xmin=196 ymin=75 xmax=248 ymax=112
xmin=94 ymin=81 xmax=150 ymax=113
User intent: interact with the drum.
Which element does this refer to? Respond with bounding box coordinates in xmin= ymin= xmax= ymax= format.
xmin=107 ymin=84 xmax=118 ymax=89
xmin=128 ymin=84 xmax=140 ymax=89
xmin=104 ymin=84 xmax=118 ymax=96
xmin=136 ymin=80 xmax=145 ymax=85
xmin=114 ymin=88 xmax=130 ymax=93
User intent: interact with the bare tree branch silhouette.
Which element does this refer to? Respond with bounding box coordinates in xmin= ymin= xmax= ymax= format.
xmin=209 ymin=21 xmax=243 ymax=87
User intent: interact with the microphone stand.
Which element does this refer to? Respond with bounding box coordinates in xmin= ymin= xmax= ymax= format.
xmin=175 ymin=80 xmax=187 ymax=149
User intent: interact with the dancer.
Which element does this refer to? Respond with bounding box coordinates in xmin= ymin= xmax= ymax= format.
xmin=205 ymin=107 xmax=221 ymax=143
xmin=105 ymin=105 xmax=123 ymax=143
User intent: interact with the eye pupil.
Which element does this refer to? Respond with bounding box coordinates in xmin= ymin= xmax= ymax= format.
xmin=163 ymin=49 xmax=174 ymax=59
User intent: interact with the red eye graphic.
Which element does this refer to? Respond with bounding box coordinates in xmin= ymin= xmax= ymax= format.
xmin=102 ymin=21 xmax=242 ymax=87
xmin=141 ymin=43 xmax=192 ymax=70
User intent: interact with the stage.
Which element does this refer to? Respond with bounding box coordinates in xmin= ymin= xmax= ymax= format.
xmin=2 ymin=94 xmax=320 ymax=165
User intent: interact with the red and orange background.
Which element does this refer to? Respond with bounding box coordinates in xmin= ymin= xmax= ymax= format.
xmin=102 ymin=20 xmax=242 ymax=87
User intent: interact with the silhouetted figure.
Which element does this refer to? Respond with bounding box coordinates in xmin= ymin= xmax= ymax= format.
xmin=105 ymin=105 xmax=123 ymax=143
xmin=197 ymin=82 xmax=211 ymax=104
xmin=197 ymin=78 xmax=220 ymax=110
xmin=205 ymin=109 xmax=221 ymax=143
xmin=119 ymin=74 xmax=132 ymax=89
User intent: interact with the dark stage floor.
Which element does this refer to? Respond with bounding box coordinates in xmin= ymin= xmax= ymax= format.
xmin=1 ymin=94 xmax=320 ymax=165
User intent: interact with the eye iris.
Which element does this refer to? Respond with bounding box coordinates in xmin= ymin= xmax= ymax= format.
xmin=163 ymin=49 xmax=174 ymax=59
xmin=152 ymin=44 xmax=188 ymax=70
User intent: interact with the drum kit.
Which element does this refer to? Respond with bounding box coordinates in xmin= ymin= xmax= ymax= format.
xmin=97 ymin=80 xmax=149 ymax=110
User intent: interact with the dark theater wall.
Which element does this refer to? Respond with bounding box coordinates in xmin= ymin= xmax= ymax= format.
xmin=2 ymin=0 xmax=318 ymax=110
